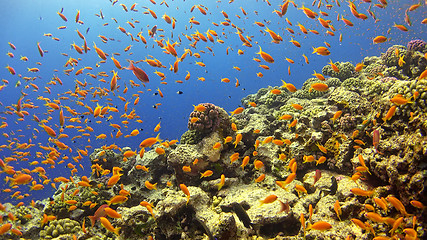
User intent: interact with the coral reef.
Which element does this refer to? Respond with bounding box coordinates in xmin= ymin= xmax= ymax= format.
xmin=2 ymin=40 xmax=426 ymax=240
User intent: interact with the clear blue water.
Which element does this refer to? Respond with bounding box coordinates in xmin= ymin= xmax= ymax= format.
xmin=0 ymin=0 xmax=425 ymax=203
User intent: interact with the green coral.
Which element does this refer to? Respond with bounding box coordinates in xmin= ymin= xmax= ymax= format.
xmin=324 ymin=133 xmax=341 ymax=158
xmin=381 ymin=45 xmax=407 ymax=67
xmin=341 ymin=77 xmax=364 ymax=92
xmin=263 ymin=86 xmax=291 ymax=107
xmin=363 ymin=60 xmax=386 ymax=77
xmin=383 ymin=66 xmax=409 ymax=80
xmin=294 ymin=78 xmax=330 ymax=99
xmin=16 ymin=205 xmax=33 ymax=224
xmin=322 ymin=61 xmax=356 ymax=81
xmin=40 ymin=219 xmax=81 ymax=239
xmin=364 ymin=79 xmax=394 ymax=98
xmin=325 ymin=77 xmax=342 ymax=88
xmin=180 ymin=130 xmax=204 ymax=144
xmin=387 ymin=79 xmax=427 ymax=118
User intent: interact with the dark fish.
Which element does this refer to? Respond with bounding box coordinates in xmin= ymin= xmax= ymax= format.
xmin=60 ymin=8 xmax=63 ymax=13
xmin=177 ymin=91 xmax=183 ymax=94
xmin=330 ymin=176 xmax=337 ymax=195
xmin=231 ymin=202 xmax=253 ymax=229
xmin=150 ymin=25 xmax=157 ymax=38
xmin=193 ymin=216 xmax=215 ymax=240
xmin=86 ymin=27 xmax=90 ymax=34
xmin=277 ymin=200 xmax=290 ymax=214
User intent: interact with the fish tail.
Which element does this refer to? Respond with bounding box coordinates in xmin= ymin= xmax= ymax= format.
xmin=125 ymin=61 xmax=134 ymax=70
xmin=114 ymin=227 xmax=121 ymax=236
xmin=88 ymin=216 xmax=96 ymax=227
xmin=155 ymin=133 xmax=162 ymax=143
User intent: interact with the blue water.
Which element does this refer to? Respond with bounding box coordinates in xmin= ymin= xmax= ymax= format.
xmin=0 ymin=0 xmax=425 ymax=203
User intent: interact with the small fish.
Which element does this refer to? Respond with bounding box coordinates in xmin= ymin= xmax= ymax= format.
xmin=307 ymin=221 xmax=332 ymax=230
xmin=256 ymin=46 xmax=274 ymax=63
xmin=217 ymin=174 xmax=225 ymax=190
xmin=313 ymin=169 xmax=321 ymax=185
xmin=230 ymin=107 xmax=244 ymax=116
xmin=180 ymin=184 xmax=190 ymax=204
xmin=259 ymin=194 xmax=277 ymax=205
xmin=125 ymin=61 xmax=149 ymax=83
xmin=100 ymin=217 xmax=120 ymax=236
xmin=231 ymin=202 xmax=253 ymax=229
xmin=144 ymin=181 xmax=157 ymax=190
xmin=334 ymin=200 xmax=342 ymax=221
xmin=200 ymin=170 xmax=213 ymax=178
xmin=373 ymin=36 xmax=388 ymax=44
xmin=88 ymin=204 xmax=109 ymax=226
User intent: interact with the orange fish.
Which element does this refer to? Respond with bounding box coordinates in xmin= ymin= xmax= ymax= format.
xmin=307 ymin=221 xmax=332 ymax=230
xmin=230 ymin=107 xmax=244 ymax=116
xmin=180 ymin=183 xmax=190 ymax=204
xmin=126 ymin=61 xmax=149 ymax=83
xmin=373 ymin=36 xmax=388 ymax=44
xmin=259 ymin=194 xmax=277 ymax=205
xmin=200 ymin=170 xmax=213 ymax=178
xmin=139 ymin=133 xmax=161 ymax=148
xmin=100 ymin=217 xmax=120 ymax=236
xmin=310 ymin=83 xmax=329 ymax=92
xmin=312 ymin=46 xmax=330 ymax=56
xmin=256 ymin=46 xmax=274 ymax=63
xmin=144 ymin=181 xmax=157 ymax=190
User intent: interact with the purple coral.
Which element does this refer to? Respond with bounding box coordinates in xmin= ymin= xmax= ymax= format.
xmin=407 ymin=39 xmax=426 ymax=52
xmin=188 ymin=103 xmax=229 ymax=134
xmin=338 ymin=113 xmax=356 ymax=131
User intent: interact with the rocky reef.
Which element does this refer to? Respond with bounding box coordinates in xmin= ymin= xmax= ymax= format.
xmin=1 ymin=40 xmax=426 ymax=240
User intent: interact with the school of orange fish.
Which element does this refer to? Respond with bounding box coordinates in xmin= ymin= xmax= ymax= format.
xmin=0 ymin=0 xmax=426 ymax=238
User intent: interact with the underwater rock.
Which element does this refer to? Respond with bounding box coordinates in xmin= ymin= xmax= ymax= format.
xmin=180 ymin=129 xmax=204 ymax=144
xmin=168 ymin=131 xmax=224 ymax=183
xmin=154 ymin=186 xmax=235 ymax=240
xmin=218 ymin=183 xmax=300 ymax=238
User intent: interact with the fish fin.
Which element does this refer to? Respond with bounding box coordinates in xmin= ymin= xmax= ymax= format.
xmin=88 ymin=216 xmax=96 ymax=227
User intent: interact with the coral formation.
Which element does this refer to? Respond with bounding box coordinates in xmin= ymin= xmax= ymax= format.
xmin=322 ymin=61 xmax=356 ymax=81
xmin=407 ymin=39 xmax=426 ymax=52
xmin=381 ymin=45 xmax=407 ymax=67
xmin=187 ymin=103 xmax=231 ymax=137
xmin=39 ymin=219 xmax=81 ymax=239
xmin=2 ymin=40 xmax=426 ymax=240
